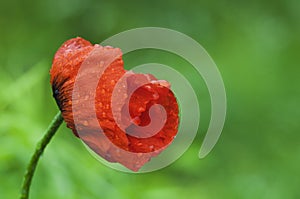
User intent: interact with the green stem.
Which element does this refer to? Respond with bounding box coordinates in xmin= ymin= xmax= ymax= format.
xmin=20 ymin=112 xmax=63 ymax=199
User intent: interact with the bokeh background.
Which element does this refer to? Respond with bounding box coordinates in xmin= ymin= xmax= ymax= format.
xmin=1 ymin=0 xmax=300 ymax=198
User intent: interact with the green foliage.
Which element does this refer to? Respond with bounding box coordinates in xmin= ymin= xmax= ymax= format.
xmin=0 ymin=0 xmax=299 ymax=198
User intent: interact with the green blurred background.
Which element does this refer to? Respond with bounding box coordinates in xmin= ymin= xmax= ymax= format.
xmin=1 ymin=0 xmax=300 ymax=198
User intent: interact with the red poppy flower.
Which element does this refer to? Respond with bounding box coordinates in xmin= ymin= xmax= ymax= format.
xmin=50 ymin=37 xmax=179 ymax=171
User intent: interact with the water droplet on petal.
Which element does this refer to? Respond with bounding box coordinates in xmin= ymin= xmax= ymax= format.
xmin=153 ymin=92 xmax=159 ymax=100
xmin=144 ymin=85 xmax=152 ymax=91
xmin=83 ymin=120 xmax=89 ymax=126
xmin=138 ymin=107 xmax=145 ymax=112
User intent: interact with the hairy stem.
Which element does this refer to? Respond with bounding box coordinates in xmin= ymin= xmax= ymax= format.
xmin=20 ymin=112 xmax=63 ymax=199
